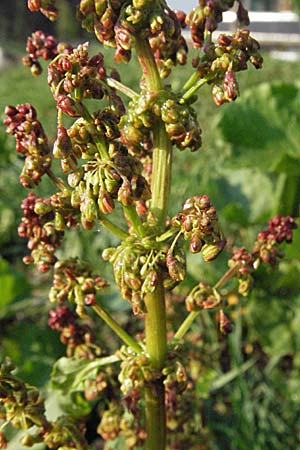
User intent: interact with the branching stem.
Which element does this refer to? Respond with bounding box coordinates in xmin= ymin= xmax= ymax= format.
xmin=173 ymin=263 xmax=241 ymax=342
xmin=92 ymin=303 xmax=143 ymax=355
xmin=106 ymin=77 xmax=138 ymax=99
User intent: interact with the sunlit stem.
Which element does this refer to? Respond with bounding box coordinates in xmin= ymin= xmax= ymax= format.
xmin=92 ymin=303 xmax=143 ymax=354
xmin=106 ymin=77 xmax=138 ymax=99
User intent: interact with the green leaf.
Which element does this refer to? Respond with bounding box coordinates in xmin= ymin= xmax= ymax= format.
xmin=50 ymin=355 xmax=119 ymax=418
xmin=215 ymin=82 xmax=300 ymax=174
xmin=1 ymin=320 xmax=63 ymax=387
xmin=0 ymin=257 xmax=30 ymax=308
xmin=51 ymin=355 xmax=119 ymax=393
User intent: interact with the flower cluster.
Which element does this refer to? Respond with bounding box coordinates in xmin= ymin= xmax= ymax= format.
xmin=120 ymin=89 xmax=202 ymax=156
xmin=103 ymin=236 xmax=165 ymax=314
xmin=0 ymin=358 xmax=90 ymax=449
xmin=48 ymin=305 xmax=103 ymax=358
xmin=0 ymin=358 xmax=47 ymax=446
xmin=4 ymin=104 xmax=51 ymax=188
xmin=27 ymin=0 xmax=58 ymax=21
xmin=48 ymin=42 xmax=124 ymax=113
xmin=77 ymin=0 xmax=187 ymax=76
xmin=192 ymin=29 xmax=263 ymax=105
xmin=185 ymin=281 xmax=221 ymax=312
xmin=49 ymin=257 xmax=108 ymax=316
xmin=186 ymin=0 xmax=249 ymax=48
xmin=185 ymin=281 xmax=233 ymax=334
xmin=228 ymin=247 xmax=255 ymax=296
xmin=103 ymin=234 xmax=186 ymax=314
xmin=97 ymin=398 xmax=146 ymax=449
xmin=253 ymin=215 xmax=297 ymax=266
xmin=18 ymin=193 xmax=64 ymax=272
xmin=68 ymin=137 xmax=151 ymax=228
xmin=227 ymin=215 xmax=297 ymax=297
xmin=160 ymin=95 xmax=201 ymax=152
xmin=148 ymin=7 xmax=188 ymax=78
xmin=172 ymin=195 xmax=226 ymax=261
xmin=23 ymin=30 xmax=72 ymax=76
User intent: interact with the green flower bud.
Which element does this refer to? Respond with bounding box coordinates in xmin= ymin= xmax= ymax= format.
xmin=81 ymin=197 xmax=98 ymax=222
xmin=201 ymin=240 xmax=226 ymax=262
xmin=34 ymin=200 xmax=52 ymax=216
xmin=68 ymin=168 xmax=83 ymax=188
xmin=54 ymin=212 xmax=65 ymax=231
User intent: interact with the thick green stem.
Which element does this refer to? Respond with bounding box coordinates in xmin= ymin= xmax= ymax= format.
xmin=135 ymin=39 xmax=169 ymax=450
xmin=151 ymin=123 xmax=173 ymax=229
xmin=92 ymin=304 xmax=143 ymax=354
xmin=144 ymin=273 xmax=167 ymax=450
xmin=145 ymin=383 xmax=166 ymax=450
xmin=135 ymin=39 xmax=172 ymax=230
xmin=144 ymin=273 xmax=167 ymax=368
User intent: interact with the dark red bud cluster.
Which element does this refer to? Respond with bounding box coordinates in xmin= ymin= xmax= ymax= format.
xmin=191 ymin=28 xmax=263 ymax=105
xmin=172 ymin=195 xmax=226 ymax=261
xmin=48 ymin=305 xmax=101 ymax=358
xmin=253 ymin=215 xmax=297 ymax=265
xmin=23 ymin=31 xmax=71 ymax=76
xmin=77 ymin=0 xmax=187 ymax=76
xmin=27 ymin=0 xmax=59 ymax=21
xmin=185 ymin=281 xmax=220 ymax=312
xmin=4 ymin=103 xmax=51 ymax=187
xmin=228 ymin=247 xmax=254 ymax=296
xmin=49 ymin=257 xmax=107 ymax=316
xmin=186 ymin=0 xmax=247 ymax=49
xmin=166 ymin=247 xmax=186 ymax=283
xmin=18 ymin=193 xmax=63 ymax=272
xmin=48 ymin=43 xmax=124 ymax=117
xmin=212 ymin=69 xmax=239 ymax=105
xmin=227 ymin=216 xmax=297 ymax=297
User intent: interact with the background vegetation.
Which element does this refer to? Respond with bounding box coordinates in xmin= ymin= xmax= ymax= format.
xmin=1 ymin=5 xmax=300 ymax=448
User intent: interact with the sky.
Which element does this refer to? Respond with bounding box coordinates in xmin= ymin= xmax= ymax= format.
xmin=167 ymin=0 xmax=198 ymax=12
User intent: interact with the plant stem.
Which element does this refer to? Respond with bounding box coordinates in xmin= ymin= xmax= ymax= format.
xmin=46 ymin=169 xmax=70 ymax=193
xmin=92 ymin=303 xmax=143 ymax=354
xmin=106 ymin=77 xmax=138 ymax=99
xmin=183 ymin=71 xmax=199 ymax=91
xmin=181 ymin=78 xmax=208 ymax=102
xmin=173 ymin=263 xmax=241 ymax=343
xmin=98 ymin=215 xmax=129 ymax=240
xmin=145 ymin=383 xmax=166 ymax=450
xmin=173 ymin=310 xmax=200 ymax=341
xmin=135 ymin=39 xmax=169 ymax=450
xmin=151 ymin=122 xmax=173 ymax=230
xmin=135 ymin=39 xmax=172 ymax=230
xmin=144 ymin=273 xmax=167 ymax=369
xmin=123 ymin=205 xmax=145 ymax=237
xmin=144 ymin=273 xmax=167 ymax=450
